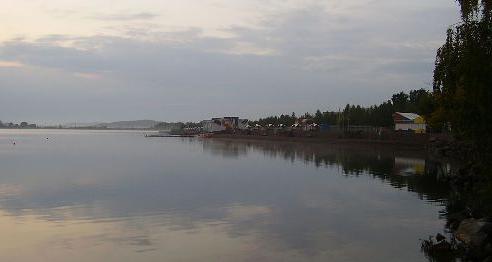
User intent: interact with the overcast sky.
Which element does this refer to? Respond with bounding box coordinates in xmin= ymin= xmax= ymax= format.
xmin=0 ymin=0 xmax=460 ymax=124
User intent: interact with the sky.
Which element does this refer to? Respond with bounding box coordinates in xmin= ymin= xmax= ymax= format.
xmin=0 ymin=0 xmax=460 ymax=124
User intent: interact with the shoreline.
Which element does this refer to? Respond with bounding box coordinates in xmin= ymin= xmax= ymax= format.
xmin=207 ymin=134 xmax=429 ymax=149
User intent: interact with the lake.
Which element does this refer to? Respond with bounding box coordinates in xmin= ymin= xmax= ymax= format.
xmin=0 ymin=129 xmax=450 ymax=261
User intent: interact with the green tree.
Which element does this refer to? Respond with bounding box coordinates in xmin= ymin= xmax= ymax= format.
xmin=433 ymin=0 xmax=492 ymax=154
xmin=391 ymin=92 xmax=409 ymax=112
xmin=408 ymin=89 xmax=435 ymax=117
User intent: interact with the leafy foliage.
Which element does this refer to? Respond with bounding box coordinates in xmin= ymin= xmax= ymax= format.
xmin=433 ymin=0 xmax=492 ymax=156
xmin=457 ymin=0 xmax=492 ymax=22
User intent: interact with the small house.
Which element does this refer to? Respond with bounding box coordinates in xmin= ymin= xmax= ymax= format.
xmin=201 ymin=117 xmax=249 ymax=133
xmin=392 ymin=112 xmax=426 ymax=133
xmin=202 ymin=119 xmax=226 ymax=133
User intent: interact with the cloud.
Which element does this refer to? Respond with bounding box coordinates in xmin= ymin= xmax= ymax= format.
xmin=73 ymin=72 xmax=102 ymax=79
xmin=88 ymin=12 xmax=159 ymax=21
xmin=0 ymin=60 xmax=24 ymax=68
xmin=0 ymin=0 xmax=460 ymax=122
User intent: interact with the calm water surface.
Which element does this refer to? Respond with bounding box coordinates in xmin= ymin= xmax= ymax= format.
xmin=0 ymin=129 xmax=450 ymax=261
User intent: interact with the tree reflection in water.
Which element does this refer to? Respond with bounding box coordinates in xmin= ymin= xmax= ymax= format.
xmin=202 ymin=138 xmax=468 ymax=261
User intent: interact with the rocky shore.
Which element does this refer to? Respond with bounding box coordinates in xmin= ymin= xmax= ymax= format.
xmin=423 ymin=138 xmax=492 ymax=261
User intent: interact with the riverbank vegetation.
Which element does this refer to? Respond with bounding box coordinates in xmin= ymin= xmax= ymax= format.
xmin=250 ymin=88 xmax=434 ymax=128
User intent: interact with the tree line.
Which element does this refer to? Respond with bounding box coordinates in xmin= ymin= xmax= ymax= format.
xmin=0 ymin=121 xmax=37 ymax=128
xmin=250 ymin=88 xmax=435 ymax=128
xmin=153 ymin=121 xmax=201 ymax=130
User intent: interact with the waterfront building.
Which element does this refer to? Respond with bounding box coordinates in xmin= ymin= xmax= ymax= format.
xmin=392 ymin=112 xmax=426 ymax=133
xmin=201 ymin=117 xmax=249 ymax=133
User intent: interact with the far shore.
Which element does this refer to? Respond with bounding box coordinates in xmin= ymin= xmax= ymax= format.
xmin=0 ymin=127 xmax=157 ymax=131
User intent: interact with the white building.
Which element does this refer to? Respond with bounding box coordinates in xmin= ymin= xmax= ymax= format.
xmin=201 ymin=117 xmax=249 ymax=133
xmin=202 ymin=119 xmax=226 ymax=133
xmin=393 ymin=112 xmax=426 ymax=133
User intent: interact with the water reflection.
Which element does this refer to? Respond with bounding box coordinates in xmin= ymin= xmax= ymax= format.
xmin=0 ymin=130 xmax=451 ymax=261
xmin=204 ymin=139 xmax=451 ymax=202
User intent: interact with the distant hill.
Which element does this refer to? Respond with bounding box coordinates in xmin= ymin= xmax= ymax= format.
xmin=63 ymin=120 xmax=159 ymax=129
xmin=96 ymin=120 xmax=159 ymax=129
xmin=62 ymin=122 xmax=104 ymax=128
